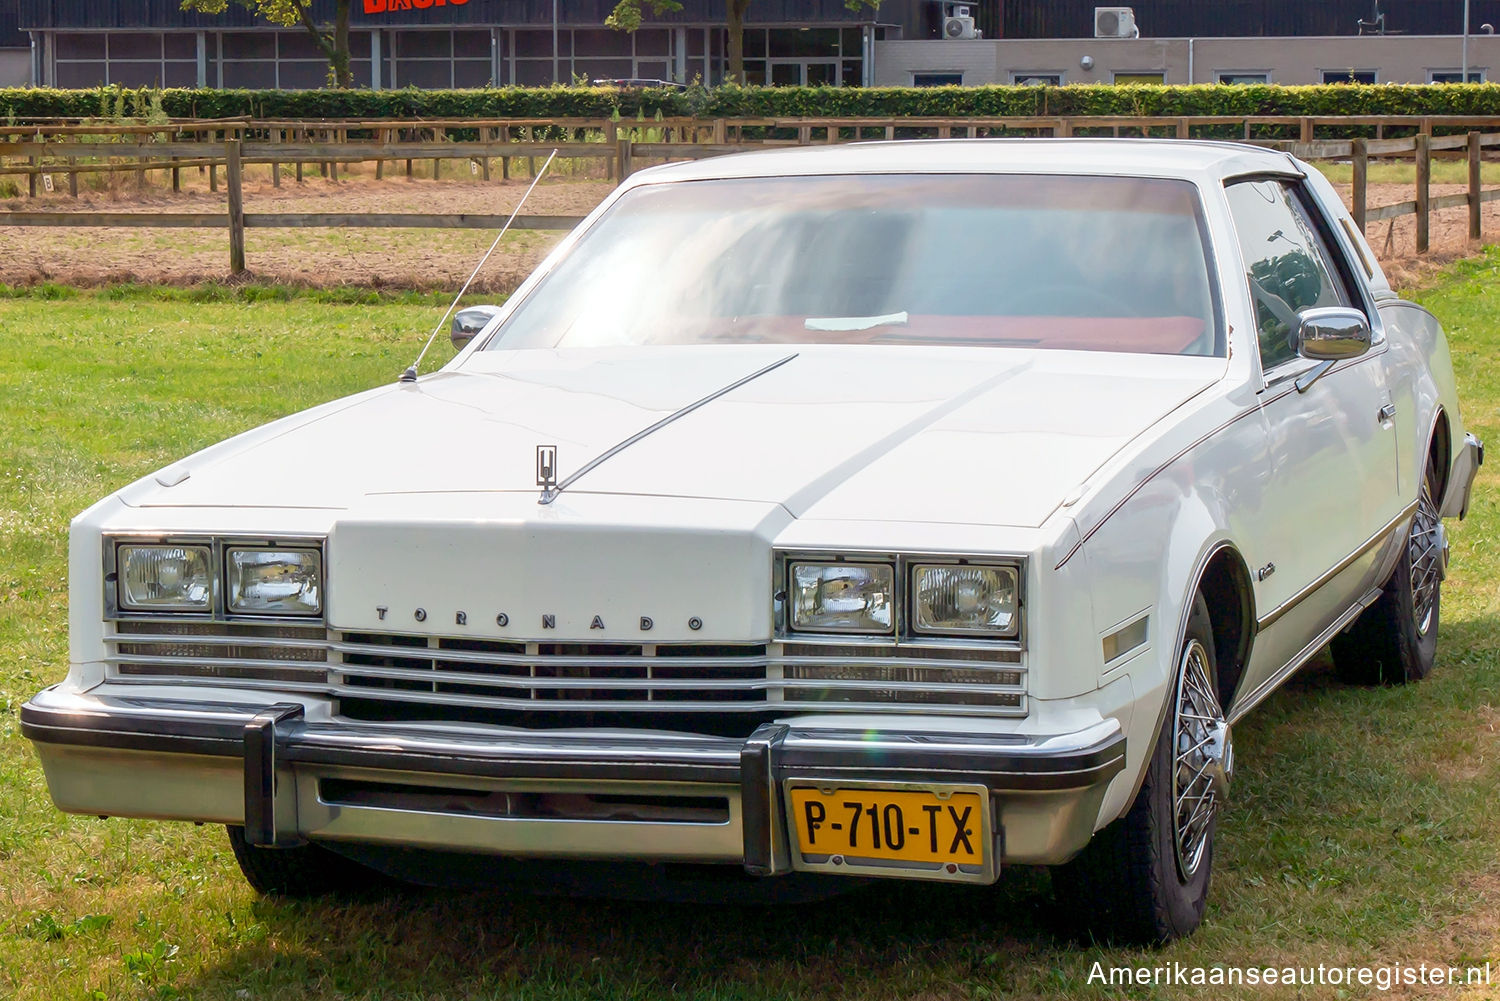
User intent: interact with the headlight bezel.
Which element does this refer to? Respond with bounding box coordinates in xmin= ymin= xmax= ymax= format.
xmin=775 ymin=551 xmax=1025 ymax=645
xmin=105 ymin=534 xmax=327 ymax=622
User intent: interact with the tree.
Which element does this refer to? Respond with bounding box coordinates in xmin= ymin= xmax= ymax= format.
xmin=607 ymin=0 xmax=881 ymax=84
xmin=181 ymin=0 xmax=353 ymax=88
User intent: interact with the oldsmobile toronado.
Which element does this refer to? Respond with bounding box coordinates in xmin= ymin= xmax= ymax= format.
xmin=23 ymin=139 xmax=1481 ymax=943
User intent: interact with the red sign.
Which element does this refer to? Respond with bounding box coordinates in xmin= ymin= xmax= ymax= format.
xmin=364 ymin=0 xmax=470 ymax=12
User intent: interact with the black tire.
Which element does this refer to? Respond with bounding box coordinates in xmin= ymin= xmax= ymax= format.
xmin=226 ymin=826 xmax=379 ymax=898
xmin=1331 ymin=461 xmax=1443 ymax=686
xmin=1051 ymin=593 xmax=1230 ymax=945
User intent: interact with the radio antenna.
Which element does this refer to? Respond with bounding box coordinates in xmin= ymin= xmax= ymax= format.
xmin=400 ymin=148 xmax=559 ymax=384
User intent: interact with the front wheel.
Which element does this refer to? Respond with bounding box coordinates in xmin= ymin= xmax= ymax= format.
xmin=226 ymin=826 xmax=380 ymax=898
xmin=1051 ymin=593 xmax=1231 ymax=944
xmin=1331 ymin=465 xmax=1443 ymax=685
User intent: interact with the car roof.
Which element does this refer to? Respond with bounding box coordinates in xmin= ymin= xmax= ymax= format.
xmin=626 ymin=138 xmax=1302 ymax=187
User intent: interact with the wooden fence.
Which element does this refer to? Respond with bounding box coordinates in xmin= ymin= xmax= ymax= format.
xmin=2 ymin=115 xmax=1498 ymax=275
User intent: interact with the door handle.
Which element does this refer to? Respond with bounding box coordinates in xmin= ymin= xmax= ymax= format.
xmin=1378 ymin=403 xmax=1397 ymax=424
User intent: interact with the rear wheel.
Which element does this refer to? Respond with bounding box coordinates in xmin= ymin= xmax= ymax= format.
xmin=1051 ymin=593 xmax=1231 ymax=944
xmin=226 ymin=826 xmax=379 ymax=898
xmin=1331 ymin=461 xmax=1443 ymax=685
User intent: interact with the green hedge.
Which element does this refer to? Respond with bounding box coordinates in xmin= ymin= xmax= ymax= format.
xmin=5 ymin=82 xmax=1500 ymax=127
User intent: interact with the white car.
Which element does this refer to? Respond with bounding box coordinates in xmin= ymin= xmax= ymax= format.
xmin=23 ymin=140 xmax=1482 ymax=944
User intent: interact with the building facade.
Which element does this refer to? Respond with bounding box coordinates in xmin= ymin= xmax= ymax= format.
xmin=15 ymin=0 xmax=894 ymax=89
xmin=5 ymin=1 xmax=1498 ymax=90
xmin=878 ymin=34 xmax=1500 ymax=87
xmin=1 ymin=0 xmax=28 ymax=86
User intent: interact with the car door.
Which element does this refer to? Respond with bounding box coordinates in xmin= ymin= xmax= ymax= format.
xmin=1223 ymin=176 xmax=1401 ymax=699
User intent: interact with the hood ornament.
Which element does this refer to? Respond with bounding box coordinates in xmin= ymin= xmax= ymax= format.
xmin=537 ymin=445 xmax=559 ymax=503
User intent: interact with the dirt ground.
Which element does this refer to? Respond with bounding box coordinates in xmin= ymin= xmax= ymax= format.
xmin=0 ymin=160 xmax=1492 ymax=291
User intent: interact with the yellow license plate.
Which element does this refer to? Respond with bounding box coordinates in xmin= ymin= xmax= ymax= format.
xmin=789 ymin=786 xmax=986 ymax=869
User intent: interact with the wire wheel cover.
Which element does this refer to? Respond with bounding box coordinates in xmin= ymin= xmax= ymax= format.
xmin=1172 ymin=638 xmax=1230 ymax=881
xmin=1409 ymin=482 xmax=1443 ymax=637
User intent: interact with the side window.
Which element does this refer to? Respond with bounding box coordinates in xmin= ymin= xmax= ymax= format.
xmin=1224 ymin=179 xmax=1354 ymax=372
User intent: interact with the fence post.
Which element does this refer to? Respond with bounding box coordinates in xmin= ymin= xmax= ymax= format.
xmin=616 ymin=138 xmax=632 ymax=183
xmin=1468 ymin=131 xmax=1482 ymax=242
xmin=28 ymin=156 xmax=37 ymax=198
xmin=1351 ymin=138 xmax=1368 ymax=231
xmin=1415 ymin=133 xmax=1430 ymax=254
xmin=170 ymin=156 xmax=179 ymax=194
xmin=605 ymin=119 xmax=617 ymax=180
xmin=69 ymin=157 xmax=79 ymax=197
xmin=1299 ymin=117 xmax=1313 ymax=143
xmin=226 ymin=138 xmax=246 ymax=276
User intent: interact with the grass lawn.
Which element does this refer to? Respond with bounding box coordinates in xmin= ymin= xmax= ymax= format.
xmin=0 ymin=270 xmax=1497 ymax=1000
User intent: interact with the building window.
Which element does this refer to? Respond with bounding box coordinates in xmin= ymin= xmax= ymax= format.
xmin=1113 ymin=71 xmax=1165 ymax=85
xmin=913 ymin=72 xmax=963 ymax=86
xmin=741 ymin=26 xmax=863 ymax=87
xmin=218 ymin=31 xmax=371 ymax=89
xmin=1322 ymin=69 xmax=1378 ymax=84
xmin=1217 ymin=71 xmax=1270 ymax=85
xmin=1011 ymin=72 xmax=1062 ymax=86
xmin=510 ymin=27 xmax=677 ymax=86
xmin=1430 ymin=69 xmax=1486 ymax=83
xmin=391 ymin=29 xmax=491 ymax=88
xmin=54 ymin=32 xmax=197 ymax=88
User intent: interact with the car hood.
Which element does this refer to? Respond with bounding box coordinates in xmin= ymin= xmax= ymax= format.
xmin=129 ymin=345 xmax=1221 ymax=530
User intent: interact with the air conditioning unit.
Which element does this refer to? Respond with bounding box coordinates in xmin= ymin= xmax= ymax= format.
xmin=1094 ymin=6 xmax=1138 ymax=38
xmin=944 ymin=14 xmax=979 ymax=39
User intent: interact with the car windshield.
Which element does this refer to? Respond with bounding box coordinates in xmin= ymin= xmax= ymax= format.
xmin=485 ymin=172 xmax=1221 ymax=356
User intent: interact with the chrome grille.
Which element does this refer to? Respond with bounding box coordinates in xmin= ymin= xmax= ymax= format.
xmin=103 ymin=625 xmax=1026 ymax=719
xmin=107 ymin=620 xmax=329 ymax=684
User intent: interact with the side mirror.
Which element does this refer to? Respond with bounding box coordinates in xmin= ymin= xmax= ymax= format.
xmin=451 ymin=305 xmax=503 ymax=350
xmin=1294 ymin=306 xmax=1371 ymax=362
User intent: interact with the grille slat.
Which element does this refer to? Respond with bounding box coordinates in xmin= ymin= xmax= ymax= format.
xmin=329 ymin=660 xmax=1024 ymax=694
xmin=102 ymin=623 xmax=1027 ymax=724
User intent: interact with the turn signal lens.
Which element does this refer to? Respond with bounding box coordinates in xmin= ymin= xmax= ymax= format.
xmin=118 ymin=545 xmax=212 ymax=611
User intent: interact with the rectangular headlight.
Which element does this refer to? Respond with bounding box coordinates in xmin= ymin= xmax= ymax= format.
xmin=789 ymin=562 xmax=894 ymax=634
xmin=118 ymin=545 xmax=212 ymax=611
xmin=912 ymin=564 xmax=1019 ymax=638
xmin=227 ymin=548 xmax=322 ymax=616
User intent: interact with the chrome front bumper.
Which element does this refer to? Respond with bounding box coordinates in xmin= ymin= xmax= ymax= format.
xmin=1449 ymin=431 xmax=1484 ymax=520
xmin=22 ymin=687 xmax=1126 ymax=879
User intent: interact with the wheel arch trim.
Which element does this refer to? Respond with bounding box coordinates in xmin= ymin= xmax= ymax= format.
xmin=1108 ymin=537 xmax=1248 ymax=821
